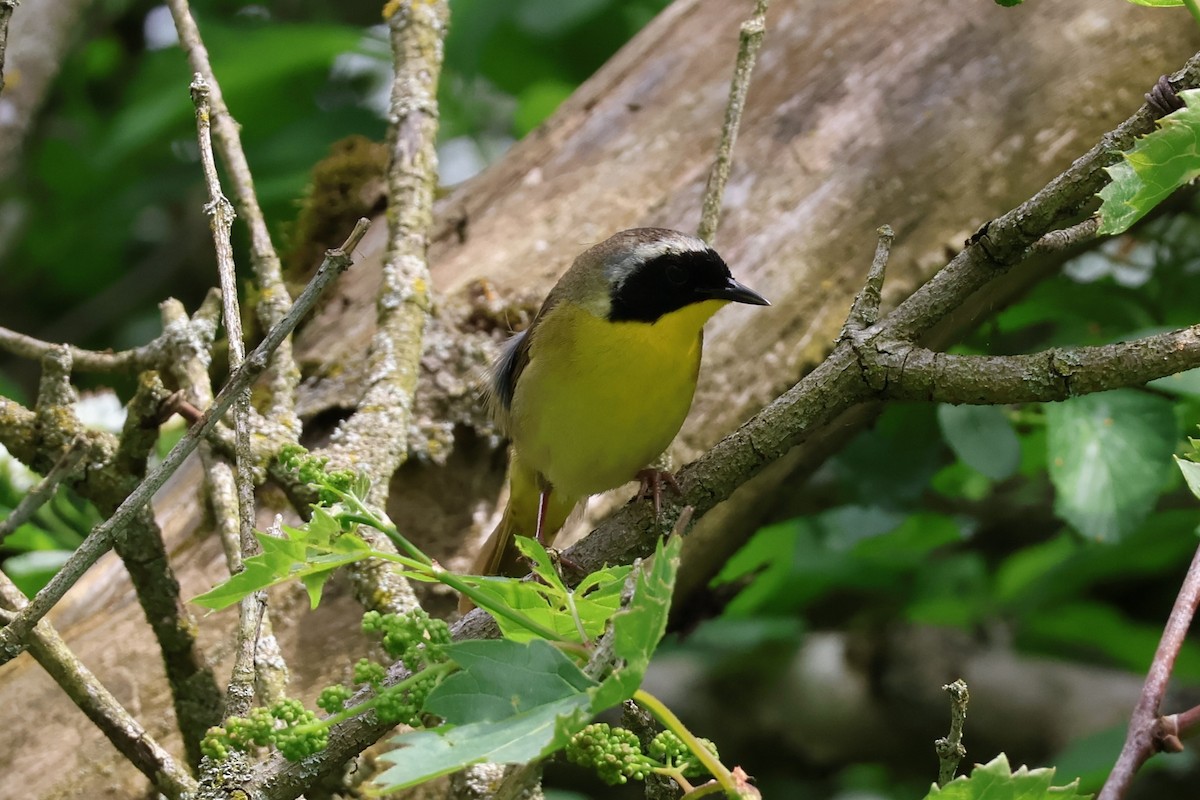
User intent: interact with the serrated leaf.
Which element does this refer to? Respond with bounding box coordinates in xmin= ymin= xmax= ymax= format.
xmin=592 ymin=535 xmax=682 ymax=711
xmin=467 ymin=562 xmax=631 ymax=643
xmin=1098 ymin=88 xmax=1200 ymax=235
xmin=424 ymin=639 xmax=596 ymax=725
xmin=937 ymin=404 xmax=1021 ymax=480
xmin=374 ymin=695 xmax=593 ymax=792
xmin=191 ymin=528 xmax=373 ymax=610
xmin=1175 ymin=456 xmax=1200 ymax=501
xmin=923 ymin=753 xmax=1089 ymax=799
xmin=1045 ymin=390 xmax=1175 ymax=542
xmin=514 ymin=536 xmax=569 ymax=596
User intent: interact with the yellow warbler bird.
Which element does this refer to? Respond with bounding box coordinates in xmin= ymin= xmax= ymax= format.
xmin=462 ymin=228 xmax=768 ymax=610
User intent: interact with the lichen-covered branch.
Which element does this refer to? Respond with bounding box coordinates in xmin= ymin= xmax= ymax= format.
xmin=0 ymin=574 xmax=197 ymax=798
xmin=321 ymin=0 xmax=450 ymax=618
xmin=0 ymin=223 xmax=366 ymax=665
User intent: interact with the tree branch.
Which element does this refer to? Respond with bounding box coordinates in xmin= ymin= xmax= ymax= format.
xmin=554 ymin=49 xmax=1200 ymax=582
xmin=166 ymin=0 xmax=301 ymax=429
xmin=696 ymin=0 xmax=769 ymax=245
xmin=1099 ymin=539 xmax=1200 ymax=800
xmin=0 ymin=575 xmax=198 ymax=798
xmin=0 ymin=221 xmax=368 ymax=665
xmin=320 ymin=0 xmax=450 ymax=620
xmin=0 ymin=0 xmax=16 ymax=95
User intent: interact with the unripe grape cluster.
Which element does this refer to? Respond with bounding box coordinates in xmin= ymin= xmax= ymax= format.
xmin=565 ymin=723 xmax=719 ymax=786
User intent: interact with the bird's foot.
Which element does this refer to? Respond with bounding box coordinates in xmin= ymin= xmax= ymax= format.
xmin=634 ymin=468 xmax=683 ymax=517
xmin=1147 ymin=75 xmax=1184 ymax=118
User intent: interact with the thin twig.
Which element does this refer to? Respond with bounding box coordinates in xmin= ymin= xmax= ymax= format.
xmin=842 ymin=225 xmax=895 ymax=336
xmin=0 ymin=220 xmax=369 ymax=665
xmin=190 ymin=73 xmax=264 ymax=721
xmin=0 ymin=436 xmax=85 ymax=544
xmin=0 ymin=0 xmax=17 ymax=95
xmin=1099 ymin=541 xmax=1200 ymax=800
xmin=0 ymin=572 xmax=197 ymax=798
xmin=166 ymin=0 xmax=301 ymax=428
xmin=934 ymin=679 xmax=969 ymax=786
xmin=697 ymin=0 xmax=770 ymax=245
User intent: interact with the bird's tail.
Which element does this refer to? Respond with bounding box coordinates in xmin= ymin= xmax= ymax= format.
xmin=460 ymin=453 xmax=577 ymax=613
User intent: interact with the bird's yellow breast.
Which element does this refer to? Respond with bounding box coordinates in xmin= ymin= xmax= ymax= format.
xmin=508 ymin=299 xmax=725 ymax=499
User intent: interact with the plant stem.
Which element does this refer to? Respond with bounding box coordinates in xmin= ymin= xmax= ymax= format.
xmin=633 ymin=689 xmax=740 ymax=798
xmin=1182 ymin=0 xmax=1200 ymax=30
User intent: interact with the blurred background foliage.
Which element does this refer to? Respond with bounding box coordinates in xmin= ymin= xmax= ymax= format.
xmin=4 ymin=2 xmax=1200 ymax=798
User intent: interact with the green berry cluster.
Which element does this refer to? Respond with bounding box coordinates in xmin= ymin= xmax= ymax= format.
xmin=566 ymin=723 xmax=655 ymax=785
xmin=565 ymin=724 xmax=719 ymax=786
xmin=361 ymin=608 xmax=451 ymax=669
xmin=648 ymin=730 xmax=719 ymax=779
xmin=201 ymin=698 xmax=328 ymax=763
xmin=373 ymin=672 xmax=438 ymax=726
xmin=278 ymin=445 xmax=357 ymax=505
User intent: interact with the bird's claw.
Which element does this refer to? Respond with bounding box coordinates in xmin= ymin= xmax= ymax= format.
xmin=634 ymin=468 xmax=683 ymax=517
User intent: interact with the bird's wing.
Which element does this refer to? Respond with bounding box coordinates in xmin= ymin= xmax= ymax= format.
xmin=487 ymin=327 xmax=530 ymax=431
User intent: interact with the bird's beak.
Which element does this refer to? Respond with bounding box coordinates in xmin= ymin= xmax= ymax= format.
xmin=713 ymin=277 xmax=770 ymax=306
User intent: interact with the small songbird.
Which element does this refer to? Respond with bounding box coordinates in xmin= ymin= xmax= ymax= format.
xmin=462 ymin=228 xmax=769 ymax=609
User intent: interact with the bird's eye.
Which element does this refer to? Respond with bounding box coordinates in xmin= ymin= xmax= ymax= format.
xmin=664 ymin=262 xmax=687 ymax=285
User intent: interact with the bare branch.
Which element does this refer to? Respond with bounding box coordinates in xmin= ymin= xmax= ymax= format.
xmin=863 ymin=325 xmax=1200 ymax=404
xmin=166 ymin=0 xmax=301 ymax=428
xmin=0 ymin=221 xmax=368 ymax=665
xmin=1099 ymin=541 xmax=1200 ymax=800
xmin=190 ymin=73 xmax=264 ymax=721
xmin=842 ymin=225 xmax=895 ymax=336
xmin=934 ymin=679 xmax=969 ymax=786
xmin=0 ymin=573 xmax=197 ymax=798
xmin=697 ymin=0 xmax=770 ymax=245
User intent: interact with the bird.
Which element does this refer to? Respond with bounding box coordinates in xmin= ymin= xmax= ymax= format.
xmin=461 ymin=228 xmax=769 ymax=610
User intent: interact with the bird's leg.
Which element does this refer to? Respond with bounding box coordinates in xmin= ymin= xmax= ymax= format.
xmin=535 ymin=487 xmax=551 ymax=545
xmin=634 ymin=467 xmax=683 ymax=518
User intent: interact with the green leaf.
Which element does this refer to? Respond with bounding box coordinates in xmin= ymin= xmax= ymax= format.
xmin=1045 ymin=390 xmax=1176 ymax=542
xmin=937 ymin=404 xmax=1021 ymax=480
xmin=1098 ymin=88 xmax=1200 ymax=235
xmin=1125 ymin=0 xmax=1184 ymax=6
xmin=467 ymin=554 xmax=630 ymax=643
xmin=374 ymin=695 xmax=593 ymax=792
xmin=923 ymin=753 xmax=1089 ymax=799
xmin=424 ymin=639 xmax=596 ymax=725
xmin=1175 ymin=455 xmax=1200 ymax=500
xmin=191 ymin=526 xmax=373 ymax=610
xmin=592 ymin=535 xmax=682 ymax=711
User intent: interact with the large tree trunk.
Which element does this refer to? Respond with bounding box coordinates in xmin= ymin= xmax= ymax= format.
xmin=2 ymin=1 xmax=1197 ymax=797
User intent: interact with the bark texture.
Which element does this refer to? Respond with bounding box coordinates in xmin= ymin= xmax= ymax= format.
xmin=2 ymin=1 xmax=1198 ymax=797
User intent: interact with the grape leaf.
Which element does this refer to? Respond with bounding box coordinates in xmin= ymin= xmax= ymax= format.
xmin=591 ymin=534 xmax=682 ymax=711
xmin=374 ymin=695 xmax=593 ymax=792
xmin=923 ymin=753 xmax=1089 ymax=799
xmin=191 ymin=509 xmax=374 ymax=610
xmin=1098 ymin=87 xmax=1200 ymax=235
xmin=424 ymin=639 xmax=596 ymax=724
